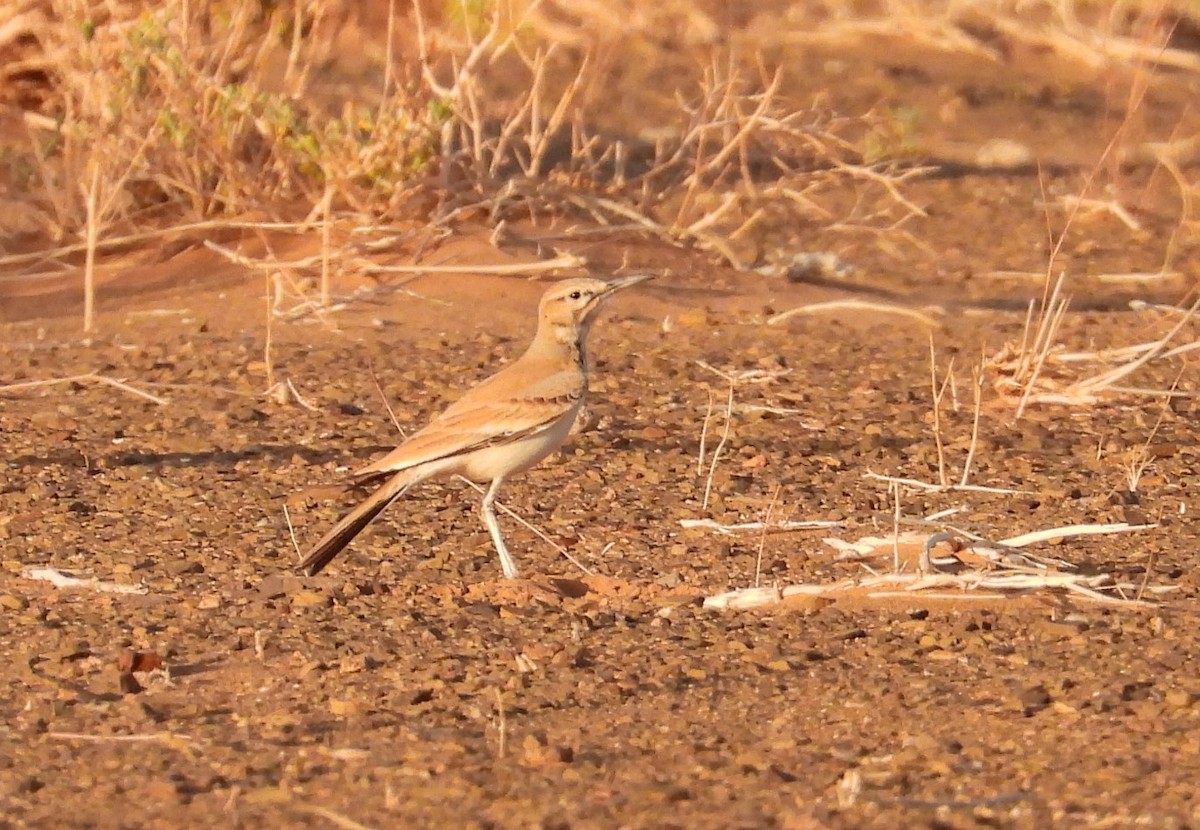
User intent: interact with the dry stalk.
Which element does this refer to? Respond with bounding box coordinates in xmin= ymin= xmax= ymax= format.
xmin=1124 ymin=369 xmax=1183 ymax=493
xmin=282 ymin=503 xmax=302 ymax=563
xmin=990 ymin=296 xmax=1198 ymax=409
xmin=1072 ymin=300 xmax=1199 ymax=398
xmin=1050 ymin=195 xmax=1143 ymax=232
xmin=928 ymin=337 xmax=950 ymax=487
xmin=960 ymin=366 xmax=984 ymax=488
xmin=680 ymin=518 xmax=841 ymax=535
xmin=754 ymin=485 xmax=782 ymax=588
xmin=986 ymin=44 xmax=1158 ymax=413
xmin=320 ymin=185 xmax=335 ymax=307
xmin=0 ymin=373 xmax=166 ymax=405
xmin=1136 ymin=548 xmax=1158 ymax=603
xmin=1093 ymin=271 xmax=1183 ymax=284
xmin=263 ymin=271 xmax=277 ymax=393
xmin=697 ymin=389 xmax=715 ymax=477
xmin=359 ymin=252 xmax=586 ymax=277
xmin=864 ymin=470 xmax=1027 ymax=496
xmin=999 ymin=522 xmax=1156 ymax=548
xmin=891 ymin=481 xmax=902 ymax=572
xmin=694 ymin=361 xmax=791 ymax=510
xmin=983 ymin=11 xmax=1200 ymax=74
xmin=493 ymin=688 xmax=507 ymax=760
xmin=0 ymin=220 xmax=336 ymax=270
xmin=701 ymin=384 xmax=735 ymax=511
xmin=81 ymin=163 xmax=99 ymax=333
xmin=1016 ymin=273 xmax=1070 ymax=417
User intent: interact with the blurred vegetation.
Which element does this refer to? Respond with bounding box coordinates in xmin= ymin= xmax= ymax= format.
xmin=0 ymin=0 xmax=1195 ymax=268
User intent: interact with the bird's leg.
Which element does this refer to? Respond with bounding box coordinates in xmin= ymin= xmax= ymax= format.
xmin=480 ymin=478 xmax=519 ymax=579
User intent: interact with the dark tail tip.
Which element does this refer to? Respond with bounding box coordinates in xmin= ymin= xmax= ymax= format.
xmin=292 ymin=477 xmax=407 ymax=576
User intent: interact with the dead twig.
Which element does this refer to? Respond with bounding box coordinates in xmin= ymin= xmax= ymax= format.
xmin=704 ymin=571 xmax=1163 ymax=610
xmin=754 ymin=486 xmax=781 ymax=587
xmin=960 ymin=366 xmax=984 ymax=488
xmin=701 ymin=384 xmax=734 ymax=510
xmin=0 ymin=373 xmax=166 ymax=406
xmin=864 ymin=470 xmax=1028 ymax=496
xmin=999 ymin=522 xmax=1157 ymax=548
xmin=358 ymin=252 xmax=586 ymax=277
xmin=679 ymin=518 xmax=842 ymax=535
xmin=767 ymin=300 xmax=943 ymax=328
xmin=23 ymin=567 xmax=148 ymax=595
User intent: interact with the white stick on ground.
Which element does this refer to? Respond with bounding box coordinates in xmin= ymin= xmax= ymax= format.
xmin=679 ymin=518 xmax=843 ymax=535
xmin=705 ymin=520 xmax=1163 ymax=610
xmin=999 ymin=522 xmax=1157 ymax=548
xmin=704 ymin=571 xmax=1161 ymax=610
xmin=23 ymin=568 xmax=148 ymax=595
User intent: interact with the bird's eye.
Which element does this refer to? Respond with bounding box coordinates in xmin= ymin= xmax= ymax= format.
xmin=569 ymin=291 xmax=582 ymax=300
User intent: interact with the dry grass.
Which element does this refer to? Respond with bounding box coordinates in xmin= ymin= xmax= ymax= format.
xmin=986 ymin=285 xmax=1199 ymax=411
xmin=0 ymin=0 xmax=935 ymax=301
xmin=971 ymin=0 xmax=1200 ymax=416
xmin=1 ymin=0 xmax=1198 ymax=340
xmin=4 ymin=2 xmax=435 ymax=237
xmin=735 ymin=0 xmax=1200 ymax=73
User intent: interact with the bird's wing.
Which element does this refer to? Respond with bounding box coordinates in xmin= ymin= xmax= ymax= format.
xmin=351 ymin=381 xmax=582 ymax=482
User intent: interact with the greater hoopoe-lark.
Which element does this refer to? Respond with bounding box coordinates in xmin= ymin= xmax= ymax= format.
xmin=295 ymin=274 xmax=652 ymax=579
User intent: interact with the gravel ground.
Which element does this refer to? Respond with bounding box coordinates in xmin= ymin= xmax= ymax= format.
xmin=2 ymin=208 xmax=1198 ymax=828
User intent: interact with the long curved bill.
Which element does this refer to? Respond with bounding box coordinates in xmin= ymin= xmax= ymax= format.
xmin=604 ymin=273 xmax=654 ymax=294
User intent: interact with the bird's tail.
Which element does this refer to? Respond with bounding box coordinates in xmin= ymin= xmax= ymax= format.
xmin=294 ymin=471 xmax=414 ymax=576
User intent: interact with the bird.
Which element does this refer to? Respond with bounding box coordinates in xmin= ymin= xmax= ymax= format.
xmin=294 ymin=274 xmax=653 ymax=579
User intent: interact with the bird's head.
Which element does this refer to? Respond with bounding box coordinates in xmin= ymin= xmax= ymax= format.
xmin=538 ymin=274 xmax=653 ymax=341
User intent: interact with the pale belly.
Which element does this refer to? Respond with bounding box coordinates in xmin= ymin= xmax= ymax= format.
xmin=454 ymin=408 xmax=578 ymax=482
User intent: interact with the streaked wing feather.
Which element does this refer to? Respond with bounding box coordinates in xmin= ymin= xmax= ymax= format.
xmin=352 ymin=391 xmax=580 ymax=481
